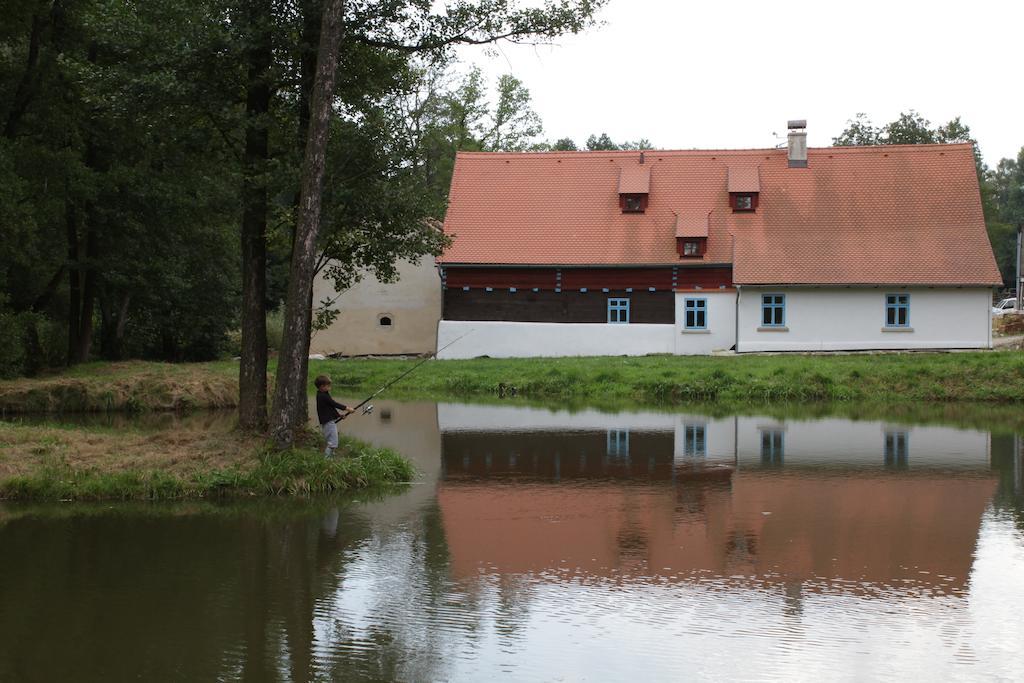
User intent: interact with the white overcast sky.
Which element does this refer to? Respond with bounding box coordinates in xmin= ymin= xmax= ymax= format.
xmin=454 ymin=0 xmax=1023 ymax=165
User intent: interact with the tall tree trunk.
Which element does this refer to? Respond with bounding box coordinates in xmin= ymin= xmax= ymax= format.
xmin=238 ymin=0 xmax=274 ymax=432
xmin=3 ymin=6 xmax=44 ymax=139
xmin=269 ymin=0 xmax=344 ymax=449
xmin=66 ymin=202 xmax=81 ymax=365
xmin=286 ymin=286 xmax=314 ymax=429
xmin=284 ymin=0 xmax=320 ymax=431
xmin=75 ymin=220 xmax=98 ymax=363
xmin=99 ymin=291 xmax=130 ymax=360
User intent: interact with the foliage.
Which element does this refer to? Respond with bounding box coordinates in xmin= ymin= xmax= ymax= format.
xmin=1 ymin=0 xmax=607 ymax=380
xmin=584 ymin=133 xmax=653 ymax=151
xmin=0 ymin=0 xmax=242 ymax=370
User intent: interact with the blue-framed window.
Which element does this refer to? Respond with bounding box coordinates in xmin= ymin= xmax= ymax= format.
xmin=608 ymin=298 xmax=630 ymax=324
xmin=761 ymin=294 xmax=785 ymax=327
xmin=760 ymin=429 xmax=784 ymax=466
xmin=684 ymin=424 xmax=706 ymax=457
xmin=607 ymin=429 xmax=629 ymax=457
xmin=885 ymin=293 xmax=910 ymax=327
xmin=684 ymin=298 xmax=707 ymax=329
xmin=884 ymin=431 xmax=908 ymax=468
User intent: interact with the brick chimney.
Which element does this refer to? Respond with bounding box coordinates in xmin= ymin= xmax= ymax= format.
xmin=787 ymin=119 xmax=807 ymax=168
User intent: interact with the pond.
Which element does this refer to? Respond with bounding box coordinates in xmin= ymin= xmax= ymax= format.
xmin=1 ymin=400 xmax=1022 ymax=681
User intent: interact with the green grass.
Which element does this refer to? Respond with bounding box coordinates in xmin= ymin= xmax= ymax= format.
xmin=0 ymin=433 xmax=414 ymax=502
xmin=4 ymin=352 xmax=1024 ymax=415
xmin=0 ymin=360 xmax=238 ymax=414
xmin=313 ymin=352 xmax=1024 ymax=404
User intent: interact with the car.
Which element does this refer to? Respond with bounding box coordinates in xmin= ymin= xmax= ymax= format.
xmin=993 ymin=297 xmax=1020 ymax=315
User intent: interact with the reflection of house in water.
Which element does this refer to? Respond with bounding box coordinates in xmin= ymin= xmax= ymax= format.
xmin=439 ymin=404 xmax=735 ymax=482
xmin=435 ymin=404 xmax=999 ymax=593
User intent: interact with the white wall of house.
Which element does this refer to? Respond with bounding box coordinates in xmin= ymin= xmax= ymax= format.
xmin=673 ymin=416 xmax=736 ymax=463
xmin=674 ymin=290 xmax=737 ymax=354
xmin=736 ymin=287 xmax=993 ymax=352
xmin=734 ymin=417 xmax=990 ymax=468
xmin=436 ymin=320 xmax=675 ymax=359
xmin=310 ymin=258 xmax=441 ymax=356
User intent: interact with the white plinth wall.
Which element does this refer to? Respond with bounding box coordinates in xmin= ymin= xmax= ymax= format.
xmin=736 ymin=287 xmax=993 ymax=352
xmin=436 ymin=320 xmax=675 ymax=359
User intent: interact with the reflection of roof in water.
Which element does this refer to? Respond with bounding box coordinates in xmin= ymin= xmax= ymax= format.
xmin=437 ymin=472 xmax=997 ymax=594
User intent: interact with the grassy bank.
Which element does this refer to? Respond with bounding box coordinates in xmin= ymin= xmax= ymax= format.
xmin=317 ymin=352 xmax=1024 ymax=404
xmin=0 ymin=421 xmax=413 ymax=501
xmin=2 ymin=352 xmax=1024 ymax=414
xmin=0 ymin=361 xmax=237 ymax=414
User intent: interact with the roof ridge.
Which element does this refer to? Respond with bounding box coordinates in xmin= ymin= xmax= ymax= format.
xmin=455 ymin=143 xmax=974 ymax=159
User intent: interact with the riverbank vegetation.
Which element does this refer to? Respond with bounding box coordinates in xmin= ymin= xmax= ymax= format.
xmin=3 ymin=352 xmax=1023 ymax=416
xmin=0 ymin=361 xmax=237 ymax=414
xmin=318 ymin=352 xmax=1024 ymax=404
xmin=0 ymin=420 xmax=412 ymax=501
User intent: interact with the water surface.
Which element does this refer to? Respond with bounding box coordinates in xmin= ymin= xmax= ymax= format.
xmin=1 ymin=401 xmax=1022 ymax=681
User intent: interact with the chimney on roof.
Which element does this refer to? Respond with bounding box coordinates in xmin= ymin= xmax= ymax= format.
xmin=787 ymin=119 xmax=807 ymax=168
xmin=639 ymin=152 xmax=645 ymax=165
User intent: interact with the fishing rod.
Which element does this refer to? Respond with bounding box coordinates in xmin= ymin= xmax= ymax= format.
xmin=335 ymin=332 xmax=470 ymax=422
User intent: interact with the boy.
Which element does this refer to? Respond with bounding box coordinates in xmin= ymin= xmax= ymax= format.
xmin=315 ymin=375 xmax=354 ymax=457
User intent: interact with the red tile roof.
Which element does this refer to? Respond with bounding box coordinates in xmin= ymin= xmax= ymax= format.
xmin=617 ymin=164 xmax=650 ymax=193
xmin=675 ymin=210 xmax=709 ymax=238
xmin=441 ymin=144 xmax=1002 ymax=286
xmin=727 ymin=165 xmax=760 ymax=193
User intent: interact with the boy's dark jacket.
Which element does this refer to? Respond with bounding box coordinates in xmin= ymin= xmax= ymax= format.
xmin=316 ymin=391 xmax=348 ymax=425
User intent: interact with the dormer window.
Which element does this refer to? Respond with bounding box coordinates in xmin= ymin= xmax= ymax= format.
xmin=727 ymin=165 xmax=760 ymax=213
xmin=618 ymin=163 xmax=650 ymax=214
xmin=675 ymin=209 xmax=710 ymax=258
xmin=620 ymin=193 xmax=647 ymax=213
xmin=730 ymin=192 xmax=758 ymax=212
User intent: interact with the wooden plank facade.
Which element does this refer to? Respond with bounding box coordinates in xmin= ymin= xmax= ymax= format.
xmin=443 ymin=289 xmax=675 ymax=323
xmin=441 ymin=265 xmax=732 ymax=324
xmin=443 ymin=266 xmax=732 ymax=292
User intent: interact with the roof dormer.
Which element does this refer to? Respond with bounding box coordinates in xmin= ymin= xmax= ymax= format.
xmin=727 ymin=165 xmax=760 ymax=212
xmin=618 ymin=162 xmax=650 ymax=213
xmin=675 ymin=210 xmax=710 ymax=258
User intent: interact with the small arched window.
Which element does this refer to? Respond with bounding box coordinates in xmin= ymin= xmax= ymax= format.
xmin=378 ymin=315 xmax=392 ymax=327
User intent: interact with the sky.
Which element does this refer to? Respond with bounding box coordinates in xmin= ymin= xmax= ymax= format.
xmin=454 ymin=0 xmax=1023 ymax=165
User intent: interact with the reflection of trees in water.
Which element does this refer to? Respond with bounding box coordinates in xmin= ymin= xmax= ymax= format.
xmin=991 ymin=433 xmax=1024 ymax=532
xmin=0 ymin=498 xmax=460 ymax=683
xmin=321 ymin=500 xmax=458 ymax=682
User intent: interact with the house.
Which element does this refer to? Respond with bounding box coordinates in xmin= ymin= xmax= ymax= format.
xmin=434 ymin=402 xmax=996 ymax=587
xmin=436 ymin=122 xmax=1002 ymax=358
xmin=309 ymin=257 xmax=440 ymax=357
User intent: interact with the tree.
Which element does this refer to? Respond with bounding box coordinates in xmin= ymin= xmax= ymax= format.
xmin=483 ymin=74 xmax=543 ymax=151
xmin=586 ymin=132 xmax=617 ymax=150
xmin=0 ymin=0 xmax=242 ymax=376
xmin=238 ymin=0 xmax=275 ymax=431
xmin=265 ymin=0 xmax=607 ymax=446
xmin=832 ymin=113 xmax=879 ymax=146
xmin=881 ymin=110 xmax=936 ymax=145
xmin=270 ymin=0 xmax=344 ymax=449
xmin=584 ymin=132 xmax=651 ymax=151
xmin=988 ymin=149 xmax=1024 ymax=284
xmin=551 ymin=137 xmax=577 ymax=151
